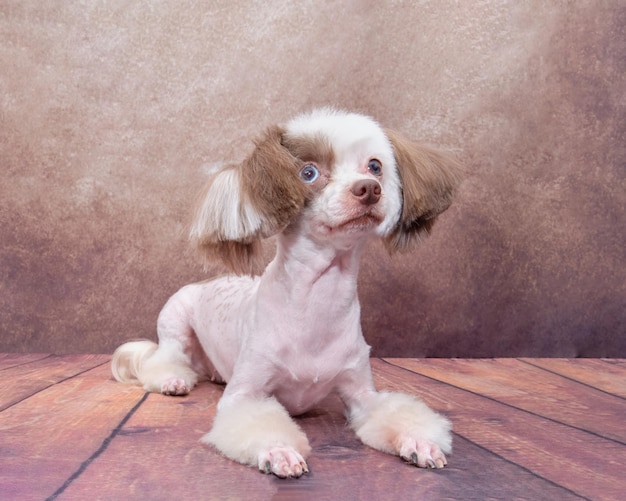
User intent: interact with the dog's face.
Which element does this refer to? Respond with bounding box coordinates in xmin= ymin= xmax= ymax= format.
xmin=190 ymin=108 xmax=461 ymax=274
xmin=281 ymin=109 xmax=402 ymax=245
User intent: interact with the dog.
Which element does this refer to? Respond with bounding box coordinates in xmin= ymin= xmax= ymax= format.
xmin=111 ymin=108 xmax=461 ymax=478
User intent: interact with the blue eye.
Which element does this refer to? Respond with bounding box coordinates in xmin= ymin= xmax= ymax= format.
xmin=299 ymin=164 xmax=320 ymax=183
xmin=368 ymin=159 xmax=382 ymax=176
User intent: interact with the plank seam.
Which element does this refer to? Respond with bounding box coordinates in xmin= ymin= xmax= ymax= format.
xmin=0 ymin=354 xmax=53 ymax=371
xmin=450 ymin=431 xmax=591 ymax=501
xmin=518 ymin=358 xmax=626 ymax=401
xmin=0 ymin=360 xmax=112 ymax=412
xmin=45 ymin=391 xmax=150 ymax=501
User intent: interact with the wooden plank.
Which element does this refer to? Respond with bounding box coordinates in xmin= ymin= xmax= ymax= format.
xmin=522 ymin=358 xmax=626 ymax=398
xmin=0 ymin=363 xmax=145 ymax=500
xmin=0 ymin=353 xmax=49 ymax=370
xmin=63 ymin=363 xmax=583 ymax=500
xmin=374 ymin=359 xmax=626 ymax=501
xmin=386 ymin=358 xmax=626 ymax=443
xmin=0 ymin=354 xmax=111 ymax=411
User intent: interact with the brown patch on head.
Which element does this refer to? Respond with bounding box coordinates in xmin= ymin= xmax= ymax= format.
xmin=281 ymin=132 xmax=335 ymax=167
xmin=384 ymin=129 xmax=462 ymax=252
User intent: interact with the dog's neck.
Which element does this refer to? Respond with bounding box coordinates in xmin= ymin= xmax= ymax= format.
xmin=252 ymin=229 xmax=368 ymax=352
xmin=261 ymin=228 xmax=369 ymax=304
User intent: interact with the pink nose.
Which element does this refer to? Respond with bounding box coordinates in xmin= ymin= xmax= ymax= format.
xmin=351 ymin=179 xmax=382 ymax=205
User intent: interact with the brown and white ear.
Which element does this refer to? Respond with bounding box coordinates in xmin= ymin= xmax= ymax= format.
xmin=384 ymin=129 xmax=462 ymax=252
xmin=189 ymin=126 xmax=308 ymax=275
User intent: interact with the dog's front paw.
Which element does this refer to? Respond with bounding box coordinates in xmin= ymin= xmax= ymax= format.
xmin=398 ymin=436 xmax=448 ymax=469
xmin=160 ymin=377 xmax=190 ymax=396
xmin=258 ymin=446 xmax=309 ymax=478
xmin=349 ymin=391 xmax=452 ymax=469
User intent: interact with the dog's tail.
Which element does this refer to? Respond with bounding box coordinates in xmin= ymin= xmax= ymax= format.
xmin=111 ymin=340 xmax=158 ymax=385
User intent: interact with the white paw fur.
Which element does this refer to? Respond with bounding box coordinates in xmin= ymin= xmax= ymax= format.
xmin=349 ymin=391 xmax=452 ymax=469
xmin=112 ymin=340 xmax=198 ymax=394
xmin=201 ymin=396 xmax=311 ymax=477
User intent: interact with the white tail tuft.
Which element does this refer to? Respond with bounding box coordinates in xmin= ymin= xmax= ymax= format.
xmin=111 ymin=340 xmax=158 ymax=384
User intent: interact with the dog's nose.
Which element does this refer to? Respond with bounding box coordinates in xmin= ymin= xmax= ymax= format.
xmin=351 ymin=179 xmax=382 ymax=205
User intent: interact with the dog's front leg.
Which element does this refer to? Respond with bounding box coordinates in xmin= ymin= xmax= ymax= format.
xmin=339 ymin=364 xmax=452 ymax=469
xmin=201 ymin=395 xmax=311 ymax=478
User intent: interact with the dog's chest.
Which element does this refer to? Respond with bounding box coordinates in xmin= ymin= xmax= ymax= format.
xmin=266 ymin=336 xmax=362 ymax=415
xmin=271 ymin=364 xmax=340 ymax=415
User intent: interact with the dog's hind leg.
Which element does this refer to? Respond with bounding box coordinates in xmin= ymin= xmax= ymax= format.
xmin=134 ymin=339 xmax=201 ymax=396
xmin=112 ymin=291 xmax=204 ymax=395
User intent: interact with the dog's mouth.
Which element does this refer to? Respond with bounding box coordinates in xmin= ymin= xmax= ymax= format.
xmin=332 ymin=212 xmax=383 ymax=232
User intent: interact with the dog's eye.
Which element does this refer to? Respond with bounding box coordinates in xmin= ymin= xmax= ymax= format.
xmin=368 ymin=159 xmax=382 ymax=176
xmin=299 ymin=164 xmax=320 ymax=184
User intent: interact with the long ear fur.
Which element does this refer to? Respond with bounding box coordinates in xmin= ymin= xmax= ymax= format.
xmin=189 ymin=126 xmax=308 ymax=275
xmin=384 ymin=129 xmax=462 ymax=252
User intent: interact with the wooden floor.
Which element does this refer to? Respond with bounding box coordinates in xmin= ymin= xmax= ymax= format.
xmin=1 ymin=355 xmax=624 ymax=500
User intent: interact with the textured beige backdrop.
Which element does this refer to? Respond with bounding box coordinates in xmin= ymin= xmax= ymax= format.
xmin=1 ymin=1 xmax=624 ymax=356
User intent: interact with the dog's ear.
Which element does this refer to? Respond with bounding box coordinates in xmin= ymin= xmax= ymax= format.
xmin=189 ymin=126 xmax=308 ymax=275
xmin=383 ymin=129 xmax=462 ymax=252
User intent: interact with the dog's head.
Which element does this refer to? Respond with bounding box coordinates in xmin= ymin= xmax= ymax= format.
xmin=190 ymin=108 xmax=461 ymax=274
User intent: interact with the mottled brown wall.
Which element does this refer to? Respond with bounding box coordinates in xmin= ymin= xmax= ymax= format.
xmin=1 ymin=1 xmax=624 ymax=356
